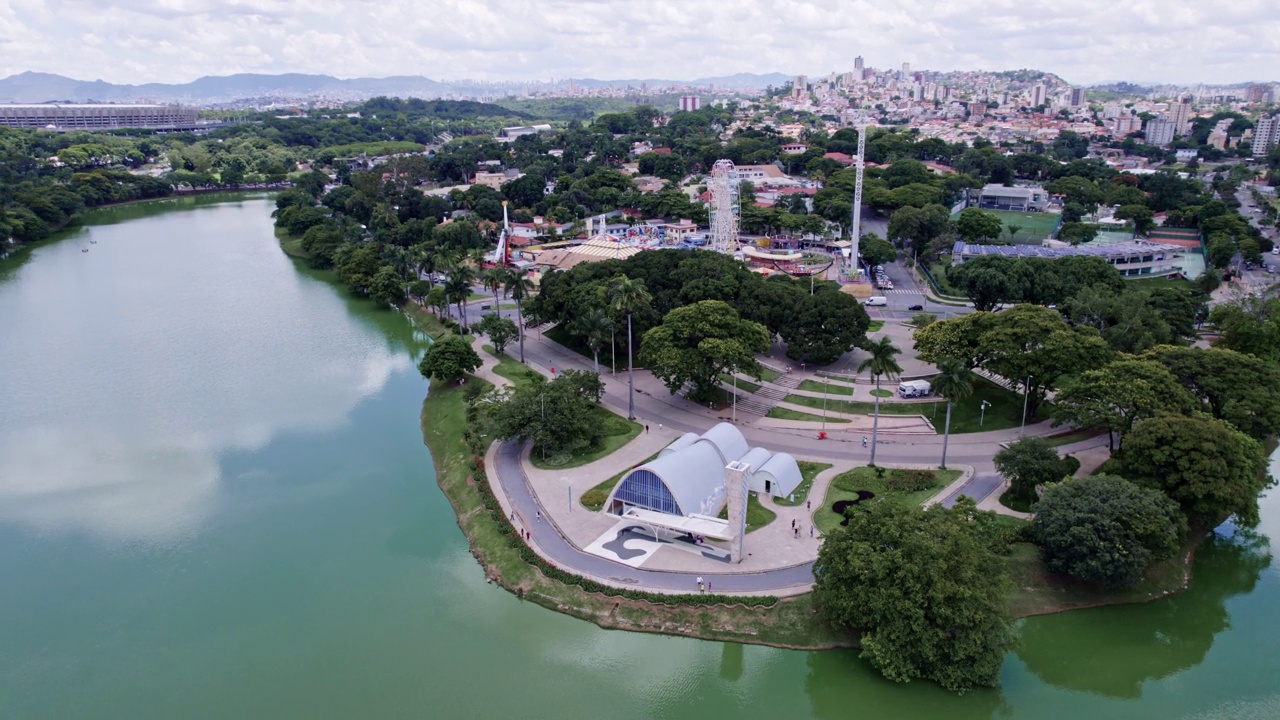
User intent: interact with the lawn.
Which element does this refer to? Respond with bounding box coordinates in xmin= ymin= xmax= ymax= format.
xmin=985 ymin=210 xmax=1061 ymax=243
xmin=765 ymin=406 xmax=851 ymax=423
xmin=484 ymin=345 xmax=541 ymax=388
xmin=774 ymin=461 xmax=833 ymax=507
xmin=999 ymin=488 xmax=1035 ymax=513
xmin=815 ymin=466 xmax=961 ymax=535
xmin=717 ymin=493 xmax=777 ymax=532
xmin=719 ymin=373 xmax=761 ymax=394
xmin=1044 ymin=427 xmax=1105 ymax=448
xmin=1126 ymin=275 xmax=1196 ymax=293
xmin=544 ymin=324 xmax=624 ymax=371
xmin=530 ymin=408 xmax=643 ymax=470
xmin=797 ymin=379 xmax=856 ymax=396
xmin=782 ymin=376 xmax=1049 ymax=434
xmin=866 ymin=320 xmax=885 ymax=332
xmin=1005 ymin=541 xmax=1192 ymax=618
xmin=757 ymin=366 xmax=782 ymax=383
xmin=580 ymin=450 xmax=661 ymax=511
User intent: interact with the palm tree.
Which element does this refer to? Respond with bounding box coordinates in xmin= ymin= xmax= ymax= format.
xmin=608 ymin=275 xmax=652 ymax=420
xmin=931 ymin=357 xmax=974 ymax=469
xmin=571 ymin=308 xmax=614 ymax=374
xmin=479 ymin=265 xmax=506 ymax=308
xmin=504 ymin=271 xmax=535 ymax=362
xmin=445 ymin=263 xmax=476 ymax=330
xmin=857 ymin=336 xmax=903 ymax=467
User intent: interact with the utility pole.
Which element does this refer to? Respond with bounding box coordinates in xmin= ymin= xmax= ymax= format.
xmin=1020 ymin=377 xmax=1033 ymax=435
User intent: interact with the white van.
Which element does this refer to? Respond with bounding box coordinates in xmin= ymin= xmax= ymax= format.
xmin=865 ymin=296 xmax=888 ymax=306
xmin=898 ymin=379 xmax=933 ymax=398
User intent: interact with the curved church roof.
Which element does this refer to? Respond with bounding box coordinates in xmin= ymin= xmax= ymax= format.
xmin=697 ymin=422 xmax=749 ymax=465
xmin=613 ymin=440 xmax=728 ymax=517
xmin=754 ymin=453 xmax=803 ymax=498
xmin=659 ymin=432 xmax=700 ymax=458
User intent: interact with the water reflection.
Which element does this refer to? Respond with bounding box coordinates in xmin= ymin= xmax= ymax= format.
xmin=720 ymin=642 xmax=745 ymax=682
xmin=0 ymin=196 xmax=413 ymax=545
xmin=804 ymin=647 xmax=1011 ymax=718
xmin=1016 ymin=527 xmax=1272 ymax=698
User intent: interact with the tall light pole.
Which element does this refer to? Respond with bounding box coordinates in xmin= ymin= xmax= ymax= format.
xmin=732 ymin=368 xmax=738 ymax=424
xmin=822 ymin=377 xmax=829 ymax=432
xmin=980 ymin=399 xmax=991 ymax=427
xmin=1020 ymin=376 xmax=1033 ymax=436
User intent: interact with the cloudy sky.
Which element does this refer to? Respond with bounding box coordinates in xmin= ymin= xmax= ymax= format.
xmin=0 ymin=0 xmax=1277 ymax=86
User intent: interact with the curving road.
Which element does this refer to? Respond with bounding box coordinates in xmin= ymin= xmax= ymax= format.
xmin=493 ymin=440 xmax=816 ymax=591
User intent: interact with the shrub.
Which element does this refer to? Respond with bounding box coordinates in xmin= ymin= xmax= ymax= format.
xmin=886 ymin=468 xmax=937 ymax=492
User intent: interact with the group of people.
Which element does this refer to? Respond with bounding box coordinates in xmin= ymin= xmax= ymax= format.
xmin=696 ymin=576 xmax=712 ymax=593
xmin=791 ymin=518 xmax=814 ymax=538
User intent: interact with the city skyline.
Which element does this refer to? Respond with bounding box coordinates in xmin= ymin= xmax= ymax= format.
xmin=0 ymin=0 xmax=1277 ymax=87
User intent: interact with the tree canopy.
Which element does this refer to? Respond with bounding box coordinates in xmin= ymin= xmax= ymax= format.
xmin=1118 ymin=415 xmax=1270 ymax=528
xmin=994 ymin=436 xmax=1075 ymax=503
xmin=1033 ymin=475 xmax=1186 ymax=588
xmin=417 ymin=335 xmax=481 ymax=384
xmin=813 ymin=502 xmax=1015 ymax=693
xmin=638 ymin=300 xmax=771 ymax=404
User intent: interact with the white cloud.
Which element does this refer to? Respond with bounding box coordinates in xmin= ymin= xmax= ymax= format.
xmin=1 ymin=0 xmax=1278 ymax=84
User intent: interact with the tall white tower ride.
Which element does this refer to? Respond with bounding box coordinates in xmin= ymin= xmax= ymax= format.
xmin=849 ymin=125 xmax=866 ymax=277
xmin=709 ymin=159 xmax=740 ymax=254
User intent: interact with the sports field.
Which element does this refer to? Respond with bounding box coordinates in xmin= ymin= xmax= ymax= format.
xmin=987 ymin=210 xmax=1060 ymax=243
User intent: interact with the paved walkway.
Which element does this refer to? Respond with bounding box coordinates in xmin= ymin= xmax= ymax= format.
xmin=460 ymin=311 xmax=1111 ymax=595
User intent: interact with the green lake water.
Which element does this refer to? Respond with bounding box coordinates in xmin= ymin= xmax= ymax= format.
xmin=1 ymin=194 xmax=1277 ymax=719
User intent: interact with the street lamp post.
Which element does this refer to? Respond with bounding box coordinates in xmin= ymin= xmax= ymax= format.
xmin=1020 ymin=376 xmax=1033 ymax=436
xmin=822 ymin=377 xmax=829 ymax=432
xmin=732 ymin=371 xmax=738 ymax=424
xmin=980 ymin=399 xmax=991 ymax=427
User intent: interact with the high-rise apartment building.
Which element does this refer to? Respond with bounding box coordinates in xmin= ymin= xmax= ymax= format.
xmin=1168 ymin=96 xmax=1193 ymax=137
xmin=1031 ymin=84 xmax=1046 ymax=108
xmin=792 ymin=75 xmax=807 ymax=99
xmin=854 ymin=55 xmax=864 ymax=71
xmin=1069 ymin=87 xmax=1086 ymax=107
xmin=1145 ymin=118 xmax=1177 ymax=147
xmin=1254 ymin=116 xmax=1279 ymax=157
xmin=901 ymin=62 xmax=911 ymax=76
xmin=1113 ymin=114 xmax=1141 ymax=137
xmin=678 ymin=96 xmax=701 ymax=112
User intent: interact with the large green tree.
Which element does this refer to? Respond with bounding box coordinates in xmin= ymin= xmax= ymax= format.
xmin=994 ymin=436 xmax=1074 ymax=504
xmin=473 ymin=313 xmax=519 ymax=356
xmin=955 ymin=207 xmax=1004 ymax=242
xmin=481 ymin=369 xmax=606 ymax=458
xmin=1034 ymin=475 xmax=1186 ymax=589
xmin=779 ymin=290 xmax=870 ymax=365
xmin=417 ymin=334 xmax=481 ymax=384
xmin=1052 ymin=357 xmax=1199 ymax=449
xmin=1118 ymin=415 xmax=1269 ymax=528
xmin=1143 ymin=345 xmax=1280 ymax=441
xmin=639 ymin=300 xmax=770 ymax=404
xmin=813 ymin=502 xmax=1015 ymax=693
xmin=917 ymin=305 xmax=1112 ymax=418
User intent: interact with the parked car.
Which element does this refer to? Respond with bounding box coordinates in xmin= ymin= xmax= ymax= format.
xmin=908 ymin=304 xmax=924 ymax=311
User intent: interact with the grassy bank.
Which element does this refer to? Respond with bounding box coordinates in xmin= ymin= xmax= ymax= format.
xmin=766 ymin=406 xmax=852 ymax=423
xmin=815 ymin=466 xmax=961 ymax=535
xmin=774 ymin=461 xmax=833 ymax=507
xmin=797 ymin=379 xmax=856 ymax=396
xmin=421 ymin=372 xmax=846 ymax=649
xmin=1006 ymin=541 xmax=1195 ymax=617
xmin=783 ymin=376 xmax=1049 ymax=433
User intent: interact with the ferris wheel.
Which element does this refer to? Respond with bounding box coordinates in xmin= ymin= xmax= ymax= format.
xmin=709 ymin=159 xmax=739 ymax=254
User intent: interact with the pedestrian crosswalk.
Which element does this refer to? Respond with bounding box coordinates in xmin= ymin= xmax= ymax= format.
xmin=872 ymin=288 xmax=924 ymax=295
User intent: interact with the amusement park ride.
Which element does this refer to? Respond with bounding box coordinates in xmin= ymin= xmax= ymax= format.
xmin=487 ymin=125 xmax=871 ymax=290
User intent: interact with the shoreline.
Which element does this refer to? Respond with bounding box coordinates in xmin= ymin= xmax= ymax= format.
xmin=272 ymin=220 xmax=1200 ymax=648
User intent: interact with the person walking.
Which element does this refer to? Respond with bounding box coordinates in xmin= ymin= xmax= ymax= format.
xmin=707 ymin=580 xmax=712 ymax=593
xmin=696 ymin=575 xmax=704 ymax=593
xmin=536 ymin=510 xmax=541 ymax=523
xmin=810 ymin=524 xmax=814 ymax=538
xmin=645 ymin=424 xmax=649 ymax=434
xmin=806 ymin=500 xmax=811 ymax=510
xmin=862 ymin=435 xmax=868 ymax=448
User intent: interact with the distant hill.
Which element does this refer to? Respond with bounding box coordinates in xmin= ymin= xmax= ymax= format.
xmin=0 ymin=71 xmax=787 ymax=106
